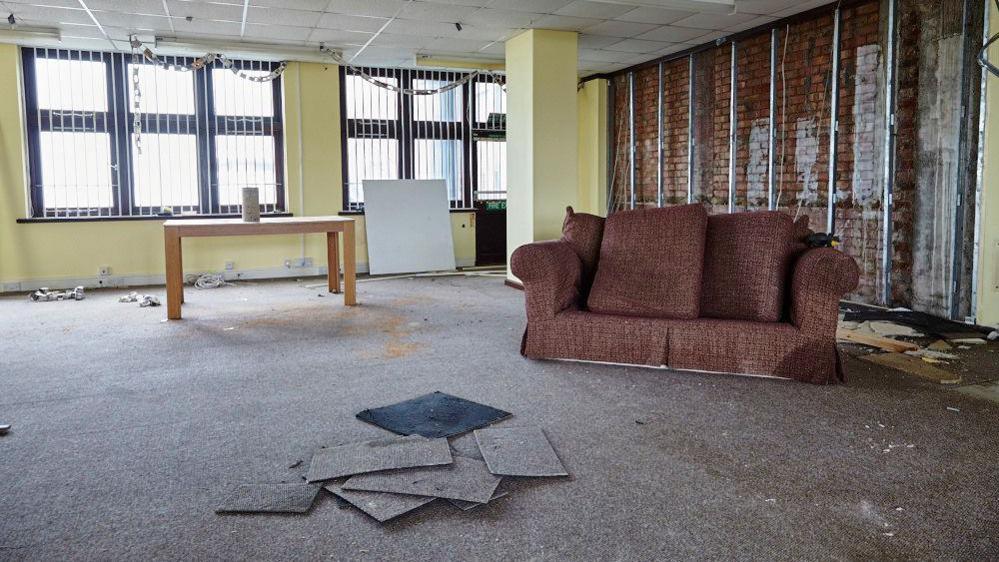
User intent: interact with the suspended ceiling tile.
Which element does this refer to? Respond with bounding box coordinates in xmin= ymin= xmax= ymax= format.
xmin=652 ymin=42 xmax=689 ymax=57
xmin=93 ymin=12 xmax=175 ymax=32
xmin=424 ymin=0 xmax=492 ymax=6
xmin=614 ymin=6 xmax=694 ymax=25
xmin=685 ymin=29 xmax=729 ymax=44
xmin=4 ymin=0 xmax=81 ymax=8
xmin=308 ymin=27 xmax=375 ymax=45
xmin=670 ymin=10 xmax=762 ymax=31
xmin=424 ymin=36 xmax=492 ymax=52
xmin=603 ymin=38 xmax=672 ymax=54
xmin=6 ymin=5 xmax=94 ymax=26
xmin=529 ymin=14 xmax=601 ymax=32
xmin=578 ymin=33 xmax=622 ymax=49
xmin=443 ymin=24 xmax=509 ymax=41
xmin=398 ymin=1 xmax=479 ymax=23
xmin=326 ymin=0 xmax=409 ymax=19
xmin=477 ymin=41 xmax=505 ymax=55
xmin=555 ymin=0 xmax=635 ymax=19
xmin=462 ymin=8 xmax=540 ymax=28
xmin=735 ymin=0 xmax=803 ymax=15
xmin=316 ymin=13 xmax=390 ymax=33
xmin=771 ymin=0 xmax=829 ymax=18
xmin=383 ymin=18 xmax=460 ymax=37
xmin=243 ymin=23 xmax=314 ymax=41
xmin=245 ymin=7 xmax=320 ymax=28
xmin=578 ymin=48 xmax=636 ymax=63
xmin=486 ymin=0 xmax=572 ymax=13
xmin=250 ymin=0 xmax=330 ymax=10
xmin=582 ymin=19 xmax=657 ymax=38
xmin=86 ymin=0 xmax=165 ymax=14
xmin=172 ymin=18 xmax=243 ymax=36
xmin=724 ymin=14 xmax=776 ymax=33
xmin=636 ymin=24 xmax=712 ymax=43
xmin=165 ymin=1 xmax=243 ymax=22
xmin=372 ymin=32 xmax=434 ymax=49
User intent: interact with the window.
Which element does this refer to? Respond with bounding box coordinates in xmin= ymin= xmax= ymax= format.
xmin=341 ymin=67 xmax=506 ymax=210
xmin=21 ymin=48 xmax=284 ymax=218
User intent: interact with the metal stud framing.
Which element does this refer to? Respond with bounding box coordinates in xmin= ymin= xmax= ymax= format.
xmin=628 ymin=71 xmax=636 ymax=210
xmin=728 ymin=41 xmax=737 ymax=213
xmin=657 ymin=62 xmax=664 ymax=207
xmin=949 ymin=0 xmax=973 ymax=319
xmin=768 ymin=28 xmax=778 ymax=210
xmin=687 ymin=54 xmax=695 ymax=204
xmin=881 ymin=0 xmax=898 ymax=306
xmin=971 ymin=0 xmax=990 ymax=318
xmin=826 ymin=6 xmax=841 ymax=233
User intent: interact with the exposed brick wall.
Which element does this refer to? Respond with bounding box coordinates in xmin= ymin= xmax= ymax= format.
xmin=605 ymin=0 xmax=983 ymax=311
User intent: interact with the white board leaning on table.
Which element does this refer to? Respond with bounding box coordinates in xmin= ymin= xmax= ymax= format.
xmin=361 ymin=179 xmax=457 ymax=275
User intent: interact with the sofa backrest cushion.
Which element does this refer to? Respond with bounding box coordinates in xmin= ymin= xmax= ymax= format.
xmin=700 ymin=210 xmax=794 ymax=322
xmin=561 ymin=206 xmax=605 ymax=302
xmin=586 ymin=203 xmax=708 ymax=319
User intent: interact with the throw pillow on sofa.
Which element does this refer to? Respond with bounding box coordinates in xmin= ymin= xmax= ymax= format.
xmin=700 ymin=210 xmax=794 ymax=322
xmin=561 ymin=206 xmax=605 ymax=302
xmin=587 ymin=203 xmax=708 ymax=319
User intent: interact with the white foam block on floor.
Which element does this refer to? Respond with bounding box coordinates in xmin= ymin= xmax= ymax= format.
xmin=362 ymin=179 xmax=456 ymax=275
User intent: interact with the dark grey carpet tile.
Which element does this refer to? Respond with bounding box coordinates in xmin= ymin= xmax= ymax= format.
xmin=356 ymin=391 xmax=512 ymax=438
xmin=325 ymin=484 xmax=436 ymax=522
xmin=305 ymin=435 xmax=452 ymax=483
xmin=447 ymin=490 xmax=508 ymax=511
xmin=475 ymin=426 xmax=568 ymax=477
xmin=1 ymin=278 xmax=998 ymax=559
xmin=215 ymin=483 xmax=320 ymax=514
xmin=343 ymin=455 xmax=501 ymax=503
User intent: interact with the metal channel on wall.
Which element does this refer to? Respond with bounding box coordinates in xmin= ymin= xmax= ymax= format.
xmin=605 ymin=0 xmax=906 ymax=309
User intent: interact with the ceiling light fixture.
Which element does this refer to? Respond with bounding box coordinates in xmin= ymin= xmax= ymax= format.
xmin=0 ymin=25 xmax=62 ymax=45
xmin=455 ymin=22 xmax=462 ymax=31
xmin=7 ymin=13 xmax=15 ymax=26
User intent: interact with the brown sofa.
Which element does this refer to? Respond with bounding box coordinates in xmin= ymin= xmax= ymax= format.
xmin=510 ymin=204 xmax=860 ymax=384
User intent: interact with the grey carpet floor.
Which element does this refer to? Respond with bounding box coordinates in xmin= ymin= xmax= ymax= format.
xmin=0 ymin=277 xmax=997 ymax=561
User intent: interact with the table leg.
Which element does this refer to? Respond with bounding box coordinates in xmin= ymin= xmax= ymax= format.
xmin=343 ymin=222 xmax=357 ymax=306
xmin=327 ymin=231 xmax=341 ymax=294
xmin=164 ymin=229 xmax=183 ymax=320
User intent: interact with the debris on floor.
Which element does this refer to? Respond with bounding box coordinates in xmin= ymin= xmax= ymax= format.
xmin=216 ymin=483 xmax=320 ymax=514
xmin=860 ymin=352 xmax=962 ymax=385
xmin=305 ymin=435 xmax=452 ymax=483
xmin=475 ymin=426 xmax=569 ymax=477
xmin=29 ymin=286 xmax=84 ymax=302
xmin=836 ymin=327 xmax=919 ymax=353
xmin=356 ymin=391 xmax=512 ymax=439
xmin=119 ymin=292 xmax=161 ymax=307
xmin=0 ymin=423 xmax=10 ymax=435
xmin=186 ymin=272 xmax=230 ymax=289
xmin=988 ymin=330 xmax=998 ymax=341
xmin=219 ymin=393 xmax=567 ymax=524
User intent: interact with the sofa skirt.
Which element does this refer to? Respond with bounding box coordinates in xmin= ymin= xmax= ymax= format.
xmin=521 ymin=311 xmax=844 ymax=385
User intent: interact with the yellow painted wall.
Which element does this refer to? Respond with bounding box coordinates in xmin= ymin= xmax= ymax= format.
xmin=0 ymin=46 xmax=474 ymax=290
xmin=505 ymin=29 xmax=579 ymax=277
xmin=577 ymin=78 xmax=608 ymax=216
xmin=977 ymin=2 xmax=999 ymax=327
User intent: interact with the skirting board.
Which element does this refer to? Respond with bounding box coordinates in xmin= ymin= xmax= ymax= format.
xmin=0 ymin=257 xmax=474 ymax=294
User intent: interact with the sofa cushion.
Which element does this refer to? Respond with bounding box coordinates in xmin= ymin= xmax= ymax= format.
xmin=700 ymin=211 xmax=794 ymax=322
xmin=561 ymin=206 xmax=604 ymax=302
xmin=586 ymin=203 xmax=708 ymax=319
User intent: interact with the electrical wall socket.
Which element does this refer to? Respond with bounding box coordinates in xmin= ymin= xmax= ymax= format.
xmin=284 ymin=257 xmax=313 ymax=268
xmin=98 ymin=265 xmax=111 ymax=276
xmin=224 ymin=261 xmax=235 ymax=271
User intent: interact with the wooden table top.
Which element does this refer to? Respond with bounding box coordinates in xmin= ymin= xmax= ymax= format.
xmin=163 ymin=215 xmax=353 ymax=227
xmin=163 ymin=215 xmax=355 ymax=237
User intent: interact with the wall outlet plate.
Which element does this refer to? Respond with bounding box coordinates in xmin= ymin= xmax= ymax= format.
xmin=285 ymin=257 xmax=313 ymax=268
xmin=224 ymin=261 xmax=235 ymax=271
xmin=99 ymin=266 xmax=111 ymax=276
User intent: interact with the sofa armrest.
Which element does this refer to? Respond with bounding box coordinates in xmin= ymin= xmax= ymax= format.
xmin=510 ymin=240 xmax=582 ymax=320
xmin=790 ymin=248 xmax=860 ymax=338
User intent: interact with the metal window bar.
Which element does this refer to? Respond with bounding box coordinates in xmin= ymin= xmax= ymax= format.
xmin=341 ymin=66 xmax=507 ymax=211
xmin=20 ymin=47 xmax=284 ymax=219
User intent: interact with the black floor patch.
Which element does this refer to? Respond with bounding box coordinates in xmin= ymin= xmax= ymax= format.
xmin=356 ymin=391 xmax=511 ymax=438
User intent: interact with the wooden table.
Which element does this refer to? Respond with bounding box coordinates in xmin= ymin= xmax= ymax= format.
xmin=163 ymin=216 xmax=356 ymax=320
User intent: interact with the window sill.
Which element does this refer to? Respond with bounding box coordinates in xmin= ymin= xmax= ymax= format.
xmin=338 ymin=208 xmax=476 ymax=216
xmin=17 ymin=212 xmax=294 ymax=224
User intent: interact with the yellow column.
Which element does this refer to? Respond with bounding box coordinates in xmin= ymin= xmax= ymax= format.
xmin=577 ymin=78 xmax=609 ymax=216
xmin=977 ymin=3 xmax=999 ymax=327
xmin=505 ymin=29 xmax=579 ymax=281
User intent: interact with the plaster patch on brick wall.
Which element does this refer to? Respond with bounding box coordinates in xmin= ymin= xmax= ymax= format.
xmin=795 ymin=117 xmax=819 ymax=205
xmin=745 ymin=118 xmax=769 ymax=206
xmin=851 ymin=44 xmax=883 ymax=207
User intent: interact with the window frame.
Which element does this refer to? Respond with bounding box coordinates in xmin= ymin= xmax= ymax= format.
xmin=339 ymin=66 xmax=506 ymax=211
xmin=21 ymin=48 xmax=285 ymax=219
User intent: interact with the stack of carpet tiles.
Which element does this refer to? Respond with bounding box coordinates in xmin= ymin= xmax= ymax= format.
xmin=215 ymin=392 xmax=568 ymax=522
